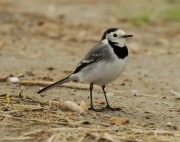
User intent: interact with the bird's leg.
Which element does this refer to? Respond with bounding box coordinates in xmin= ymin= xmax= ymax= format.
xmin=88 ymin=83 xmax=94 ymax=110
xmin=102 ymin=85 xmax=122 ymax=111
xmin=88 ymin=83 xmax=104 ymax=112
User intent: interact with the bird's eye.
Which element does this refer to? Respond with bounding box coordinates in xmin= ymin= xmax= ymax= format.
xmin=113 ymin=34 xmax=117 ymax=37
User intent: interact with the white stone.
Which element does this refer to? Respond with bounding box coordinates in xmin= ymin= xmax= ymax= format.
xmin=9 ymin=77 xmax=20 ymax=83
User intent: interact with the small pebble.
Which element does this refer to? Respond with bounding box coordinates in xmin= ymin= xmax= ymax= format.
xmin=109 ymin=117 xmax=129 ymax=125
xmin=62 ymin=101 xmax=86 ymax=115
xmin=131 ymin=90 xmax=138 ymax=93
xmin=167 ymin=122 xmax=173 ymax=126
xmin=131 ymin=90 xmax=138 ymax=95
xmin=80 ymin=101 xmax=87 ymax=110
xmin=9 ymin=77 xmax=20 ymax=83
xmin=95 ymin=99 xmax=105 ymax=104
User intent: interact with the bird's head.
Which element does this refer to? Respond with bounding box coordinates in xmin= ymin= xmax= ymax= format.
xmin=101 ymin=28 xmax=133 ymax=47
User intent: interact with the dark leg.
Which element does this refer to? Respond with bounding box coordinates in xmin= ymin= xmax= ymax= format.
xmin=88 ymin=83 xmax=104 ymax=112
xmin=102 ymin=85 xmax=121 ymax=111
xmin=88 ymin=83 xmax=94 ymax=110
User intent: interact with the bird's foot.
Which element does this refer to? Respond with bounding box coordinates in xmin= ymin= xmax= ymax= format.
xmin=104 ymin=105 xmax=124 ymax=112
xmin=88 ymin=106 xmax=104 ymax=112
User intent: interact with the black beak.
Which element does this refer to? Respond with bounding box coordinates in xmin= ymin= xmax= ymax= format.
xmin=122 ymin=35 xmax=133 ymax=38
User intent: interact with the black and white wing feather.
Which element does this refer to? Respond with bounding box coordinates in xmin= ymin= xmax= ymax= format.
xmin=73 ymin=42 xmax=108 ymax=74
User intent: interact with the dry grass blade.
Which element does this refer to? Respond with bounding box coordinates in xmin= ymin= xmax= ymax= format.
xmin=74 ymin=120 xmax=91 ymax=124
xmin=0 ymin=110 xmax=24 ymax=114
xmin=0 ymin=93 xmax=6 ymax=97
xmin=21 ymin=129 xmax=46 ymax=137
xmin=47 ymin=134 xmax=57 ymax=142
xmin=1 ymin=136 xmax=32 ymax=141
xmin=6 ymin=92 xmax=11 ymax=104
xmin=0 ymin=74 xmax=13 ymax=82
xmin=154 ymin=130 xmax=158 ymax=138
xmin=95 ymin=122 xmax=120 ymax=128
xmin=102 ymin=133 xmax=116 ymax=141
xmin=155 ymin=130 xmax=179 ymax=136
xmin=0 ymin=113 xmax=48 ymax=123
xmin=119 ymin=136 xmax=143 ymax=142
xmin=131 ymin=129 xmax=180 ymax=136
xmin=169 ymin=90 xmax=180 ymax=98
xmin=22 ymin=127 xmax=119 ymax=137
xmin=12 ymin=104 xmax=43 ymax=110
xmin=0 ymin=113 xmax=84 ymax=126
xmin=49 ymin=114 xmax=70 ymax=123
xmin=17 ymin=89 xmax=24 ymax=98
xmin=50 ymin=133 xmax=61 ymax=142
xmin=49 ymin=127 xmax=119 ymax=132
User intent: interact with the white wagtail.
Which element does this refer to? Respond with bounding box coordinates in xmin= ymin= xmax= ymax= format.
xmin=38 ymin=28 xmax=133 ymax=111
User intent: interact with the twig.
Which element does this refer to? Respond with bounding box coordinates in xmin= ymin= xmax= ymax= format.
xmin=0 ymin=110 xmax=120 ymax=128
xmin=22 ymin=127 xmax=119 ymax=137
xmin=0 ymin=114 xmax=120 ymax=130
xmin=12 ymin=104 xmax=44 ymax=110
xmin=21 ymin=129 xmax=47 ymax=137
xmin=154 ymin=130 xmax=158 ymax=138
xmin=74 ymin=120 xmax=119 ymax=128
xmin=49 ymin=114 xmax=70 ymax=123
xmin=51 ymin=127 xmax=119 ymax=132
xmin=119 ymin=136 xmax=143 ymax=142
xmin=0 ymin=110 xmax=24 ymax=114
xmin=47 ymin=134 xmax=57 ymax=142
xmin=169 ymin=90 xmax=180 ymax=98
xmin=17 ymin=89 xmax=24 ymax=98
xmin=131 ymin=129 xmax=180 ymax=136
xmin=51 ymin=133 xmax=61 ymax=142
xmin=0 ymin=113 xmax=81 ymax=126
xmin=0 ymin=74 xmax=13 ymax=82
xmin=0 ymin=136 xmax=32 ymax=141
xmin=0 ymin=113 xmax=119 ymax=129
xmin=94 ymin=122 xmax=120 ymax=128
xmin=0 ymin=93 xmax=6 ymax=97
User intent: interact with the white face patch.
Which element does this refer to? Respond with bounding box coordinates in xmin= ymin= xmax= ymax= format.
xmin=115 ymin=30 xmax=126 ymax=37
xmin=106 ymin=30 xmax=126 ymax=47
xmin=107 ymin=30 xmax=125 ymax=39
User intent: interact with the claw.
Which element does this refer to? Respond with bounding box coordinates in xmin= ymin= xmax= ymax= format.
xmin=105 ymin=105 xmax=124 ymax=112
xmin=88 ymin=107 xmax=105 ymax=112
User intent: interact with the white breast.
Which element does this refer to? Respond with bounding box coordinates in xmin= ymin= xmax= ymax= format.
xmin=77 ymin=56 xmax=128 ymax=86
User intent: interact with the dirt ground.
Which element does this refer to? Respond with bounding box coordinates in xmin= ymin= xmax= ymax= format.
xmin=0 ymin=0 xmax=180 ymax=141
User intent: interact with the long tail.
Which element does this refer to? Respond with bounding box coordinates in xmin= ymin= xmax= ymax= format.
xmin=37 ymin=75 xmax=74 ymax=94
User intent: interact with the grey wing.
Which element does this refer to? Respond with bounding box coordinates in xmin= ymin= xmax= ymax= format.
xmin=73 ymin=42 xmax=108 ymax=74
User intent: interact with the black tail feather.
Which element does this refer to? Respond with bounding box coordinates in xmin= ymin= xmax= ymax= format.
xmin=37 ymin=76 xmax=71 ymax=94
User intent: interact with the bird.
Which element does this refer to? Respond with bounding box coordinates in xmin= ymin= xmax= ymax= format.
xmin=37 ymin=28 xmax=133 ymax=111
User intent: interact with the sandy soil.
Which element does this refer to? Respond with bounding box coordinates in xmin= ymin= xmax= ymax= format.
xmin=0 ymin=0 xmax=180 ymax=141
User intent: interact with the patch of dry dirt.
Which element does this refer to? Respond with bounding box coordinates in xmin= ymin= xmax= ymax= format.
xmin=0 ymin=0 xmax=180 ymax=141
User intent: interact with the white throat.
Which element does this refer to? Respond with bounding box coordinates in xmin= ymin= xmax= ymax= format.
xmin=114 ymin=41 xmax=125 ymax=47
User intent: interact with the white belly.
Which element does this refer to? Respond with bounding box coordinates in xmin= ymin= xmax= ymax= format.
xmin=77 ymin=56 xmax=128 ymax=86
